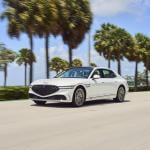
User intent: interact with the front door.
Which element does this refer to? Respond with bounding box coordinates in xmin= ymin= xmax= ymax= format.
xmin=88 ymin=69 xmax=106 ymax=99
xmin=99 ymin=69 xmax=118 ymax=96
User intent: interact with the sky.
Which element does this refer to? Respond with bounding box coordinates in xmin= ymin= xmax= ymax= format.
xmin=0 ymin=0 xmax=150 ymax=86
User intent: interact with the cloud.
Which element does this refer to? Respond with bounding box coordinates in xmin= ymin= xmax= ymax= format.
xmin=91 ymin=0 xmax=150 ymax=17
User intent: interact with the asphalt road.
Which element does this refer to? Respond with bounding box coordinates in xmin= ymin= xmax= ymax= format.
xmin=0 ymin=92 xmax=150 ymax=150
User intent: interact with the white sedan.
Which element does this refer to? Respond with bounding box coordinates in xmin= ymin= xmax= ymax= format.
xmin=29 ymin=67 xmax=128 ymax=107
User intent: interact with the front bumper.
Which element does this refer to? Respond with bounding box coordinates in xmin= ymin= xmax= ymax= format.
xmin=29 ymin=87 xmax=74 ymax=103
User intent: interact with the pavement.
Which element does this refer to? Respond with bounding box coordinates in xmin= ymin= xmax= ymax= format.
xmin=0 ymin=92 xmax=150 ymax=150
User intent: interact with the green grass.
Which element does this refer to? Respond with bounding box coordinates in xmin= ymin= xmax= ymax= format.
xmin=0 ymin=86 xmax=29 ymax=101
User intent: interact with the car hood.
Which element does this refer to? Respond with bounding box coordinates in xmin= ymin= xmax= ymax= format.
xmin=31 ymin=78 xmax=87 ymax=87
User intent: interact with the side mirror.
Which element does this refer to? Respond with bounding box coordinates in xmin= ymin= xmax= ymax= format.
xmin=93 ymin=74 xmax=100 ymax=80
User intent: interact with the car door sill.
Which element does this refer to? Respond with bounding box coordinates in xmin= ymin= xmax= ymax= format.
xmin=87 ymin=94 xmax=115 ymax=101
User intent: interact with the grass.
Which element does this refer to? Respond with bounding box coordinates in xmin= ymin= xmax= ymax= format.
xmin=0 ymin=86 xmax=29 ymax=101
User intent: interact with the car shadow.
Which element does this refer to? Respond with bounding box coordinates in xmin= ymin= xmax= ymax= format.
xmin=31 ymin=99 xmax=130 ymax=108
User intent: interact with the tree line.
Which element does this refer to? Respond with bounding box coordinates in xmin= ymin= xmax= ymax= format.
xmin=0 ymin=43 xmax=97 ymax=87
xmin=49 ymin=57 xmax=97 ymax=73
xmin=0 ymin=46 xmax=35 ymax=87
xmin=0 ymin=0 xmax=92 ymax=83
xmin=0 ymin=1 xmax=150 ymax=90
xmin=94 ymin=23 xmax=150 ymax=90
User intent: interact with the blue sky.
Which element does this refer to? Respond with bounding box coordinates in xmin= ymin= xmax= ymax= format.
xmin=0 ymin=0 xmax=150 ymax=86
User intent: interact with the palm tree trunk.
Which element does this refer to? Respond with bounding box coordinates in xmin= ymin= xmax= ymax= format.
xmin=29 ymin=34 xmax=33 ymax=84
xmin=3 ymin=63 xmax=7 ymax=87
xmin=117 ymin=59 xmax=121 ymax=75
xmin=45 ymin=33 xmax=50 ymax=79
xmin=135 ymin=61 xmax=138 ymax=91
xmin=108 ymin=58 xmax=111 ymax=68
xmin=146 ymin=68 xmax=149 ymax=87
xmin=24 ymin=63 xmax=27 ymax=86
xmin=69 ymin=47 xmax=73 ymax=67
xmin=145 ymin=55 xmax=149 ymax=88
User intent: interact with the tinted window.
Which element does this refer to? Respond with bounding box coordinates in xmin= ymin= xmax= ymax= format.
xmin=91 ymin=69 xmax=103 ymax=78
xmin=101 ymin=69 xmax=116 ymax=78
xmin=56 ymin=67 xmax=93 ymax=78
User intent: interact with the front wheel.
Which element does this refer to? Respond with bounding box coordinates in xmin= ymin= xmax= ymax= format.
xmin=72 ymin=88 xmax=85 ymax=107
xmin=114 ymin=86 xmax=125 ymax=102
xmin=33 ymin=100 xmax=46 ymax=105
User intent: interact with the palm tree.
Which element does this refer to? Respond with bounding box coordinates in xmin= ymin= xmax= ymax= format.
xmin=1 ymin=1 xmax=21 ymax=38
xmin=126 ymin=47 xmax=144 ymax=90
xmin=36 ymin=0 xmax=59 ymax=79
xmin=0 ymin=48 xmax=16 ymax=87
xmin=126 ymin=33 xmax=150 ymax=89
xmin=16 ymin=48 xmax=36 ymax=86
xmin=2 ymin=0 xmax=40 ymax=83
xmin=18 ymin=0 xmax=40 ymax=83
xmin=60 ymin=0 xmax=92 ymax=67
xmin=113 ymin=27 xmax=135 ymax=75
xmin=49 ymin=57 xmax=68 ymax=74
xmin=90 ymin=62 xmax=97 ymax=67
xmin=94 ymin=23 xmax=116 ymax=68
xmin=143 ymin=37 xmax=150 ymax=87
xmin=94 ymin=23 xmax=135 ymax=75
xmin=134 ymin=34 xmax=147 ymax=90
xmin=72 ymin=59 xmax=82 ymax=67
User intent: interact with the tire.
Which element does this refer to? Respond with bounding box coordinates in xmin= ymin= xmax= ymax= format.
xmin=72 ymin=88 xmax=85 ymax=107
xmin=33 ymin=100 xmax=46 ymax=105
xmin=114 ymin=86 xmax=125 ymax=102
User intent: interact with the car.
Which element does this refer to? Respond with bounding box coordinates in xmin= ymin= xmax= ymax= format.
xmin=29 ymin=67 xmax=128 ymax=107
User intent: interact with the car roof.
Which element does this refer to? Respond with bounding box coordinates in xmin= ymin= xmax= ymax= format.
xmin=70 ymin=67 xmax=112 ymax=70
xmin=70 ymin=67 xmax=93 ymax=69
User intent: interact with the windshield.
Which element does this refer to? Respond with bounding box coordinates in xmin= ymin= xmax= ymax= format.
xmin=56 ymin=67 xmax=93 ymax=79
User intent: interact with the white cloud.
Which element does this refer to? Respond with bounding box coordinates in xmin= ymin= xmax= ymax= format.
xmin=91 ymin=0 xmax=150 ymax=17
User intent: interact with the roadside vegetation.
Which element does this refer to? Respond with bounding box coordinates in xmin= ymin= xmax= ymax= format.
xmin=0 ymin=86 xmax=29 ymax=101
xmin=49 ymin=57 xmax=83 ymax=73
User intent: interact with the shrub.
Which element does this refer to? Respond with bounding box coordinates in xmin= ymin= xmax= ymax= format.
xmin=0 ymin=86 xmax=29 ymax=101
xmin=129 ymin=86 xmax=150 ymax=92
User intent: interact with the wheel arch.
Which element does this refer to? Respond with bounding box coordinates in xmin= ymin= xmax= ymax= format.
xmin=118 ymin=84 xmax=126 ymax=91
xmin=73 ymin=85 xmax=87 ymax=100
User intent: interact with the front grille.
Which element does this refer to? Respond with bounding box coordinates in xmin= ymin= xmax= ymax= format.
xmin=32 ymin=85 xmax=59 ymax=96
xmin=29 ymin=93 xmax=66 ymax=100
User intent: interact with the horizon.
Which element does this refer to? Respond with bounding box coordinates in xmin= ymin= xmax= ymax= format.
xmin=0 ymin=0 xmax=150 ymax=86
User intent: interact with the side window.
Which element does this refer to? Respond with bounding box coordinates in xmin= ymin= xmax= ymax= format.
xmin=102 ymin=69 xmax=116 ymax=78
xmin=91 ymin=69 xmax=101 ymax=78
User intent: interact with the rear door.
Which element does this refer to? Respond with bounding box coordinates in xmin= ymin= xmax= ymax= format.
xmin=99 ymin=69 xmax=118 ymax=96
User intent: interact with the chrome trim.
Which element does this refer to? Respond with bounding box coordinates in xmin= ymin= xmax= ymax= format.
xmin=59 ymin=86 xmax=75 ymax=89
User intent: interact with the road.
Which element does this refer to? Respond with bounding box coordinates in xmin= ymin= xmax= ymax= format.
xmin=0 ymin=92 xmax=150 ymax=150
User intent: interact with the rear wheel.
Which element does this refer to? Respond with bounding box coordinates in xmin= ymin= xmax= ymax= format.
xmin=72 ymin=88 xmax=85 ymax=107
xmin=115 ymin=86 xmax=125 ymax=102
xmin=34 ymin=100 xmax=46 ymax=105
